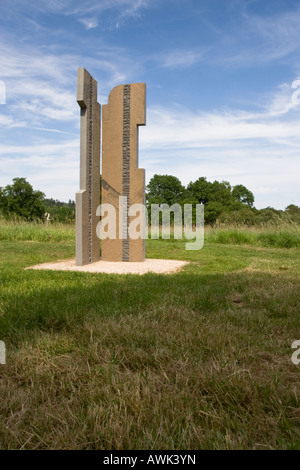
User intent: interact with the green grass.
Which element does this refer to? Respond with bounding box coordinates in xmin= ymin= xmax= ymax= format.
xmin=0 ymin=218 xmax=74 ymax=243
xmin=1 ymin=217 xmax=300 ymax=248
xmin=0 ymin=221 xmax=300 ymax=449
xmin=205 ymin=225 xmax=300 ymax=249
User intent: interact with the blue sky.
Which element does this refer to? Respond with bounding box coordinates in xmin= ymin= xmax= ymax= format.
xmin=1 ymin=0 xmax=300 ymax=209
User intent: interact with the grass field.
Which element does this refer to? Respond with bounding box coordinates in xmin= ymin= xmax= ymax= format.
xmin=0 ymin=220 xmax=300 ymax=449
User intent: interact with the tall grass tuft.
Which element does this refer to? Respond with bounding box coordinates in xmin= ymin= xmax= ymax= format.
xmin=1 ymin=217 xmax=300 ymax=248
xmin=206 ymin=224 xmax=300 ymax=248
xmin=0 ymin=217 xmax=75 ymax=243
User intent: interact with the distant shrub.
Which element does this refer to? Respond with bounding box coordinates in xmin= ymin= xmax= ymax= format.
xmin=217 ymin=207 xmax=258 ymax=226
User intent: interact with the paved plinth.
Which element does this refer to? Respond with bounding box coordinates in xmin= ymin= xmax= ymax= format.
xmin=25 ymin=259 xmax=188 ymax=275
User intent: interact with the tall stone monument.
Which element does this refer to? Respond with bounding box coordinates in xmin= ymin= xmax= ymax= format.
xmin=75 ymin=68 xmax=146 ymax=265
xmin=102 ymin=83 xmax=146 ymax=262
xmin=76 ymin=68 xmax=101 ymax=266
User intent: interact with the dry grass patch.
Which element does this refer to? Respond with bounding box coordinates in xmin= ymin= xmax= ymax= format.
xmin=0 ymin=235 xmax=300 ymax=449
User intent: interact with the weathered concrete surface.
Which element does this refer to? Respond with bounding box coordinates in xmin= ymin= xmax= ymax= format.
xmin=102 ymin=83 xmax=146 ymax=262
xmin=75 ymin=68 xmax=101 ymax=266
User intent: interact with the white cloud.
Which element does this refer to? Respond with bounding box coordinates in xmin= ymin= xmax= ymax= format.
xmin=69 ymin=0 xmax=151 ymax=18
xmin=0 ymin=114 xmax=14 ymax=126
xmin=209 ymin=5 xmax=300 ymax=67
xmin=0 ymin=96 xmax=299 ymax=209
xmin=141 ymin=142 xmax=300 ymax=210
xmin=263 ymin=83 xmax=298 ymax=116
xmin=0 ymin=43 xmax=76 ymax=83
xmin=0 ymin=139 xmax=80 ymax=201
xmin=137 ymin=86 xmax=300 ymax=209
xmin=252 ymin=187 xmax=279 ymax=195
xmin=157 ymin=49 xmax=205 ymax=68
xmin=0 ymin=40 xmax=141 ymax=130
xmin=3 ymin=0 xmax=150 ymax=16
xmin=79 ymin=17 xmax=98 ymax=29
xmin=5 ymin=0 xmax=155 ymax=29
xmin=141 ymin=103 xmax=300 ymax=150
xmin=2 ymin=79 xmax=300 ymax=207
xmin=245 ymin=7 xmax=300 ymax=58
xmin=0 ymin=139 xmax=78 ymax=156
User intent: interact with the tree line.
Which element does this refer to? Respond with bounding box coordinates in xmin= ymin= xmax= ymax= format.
xmin=146 ymin=174 xmax=300 ymax=225
xmin=0 ymin=178 xmax=75 ymax=223
xmin=0 ymin=176 xmax=299 ymax=226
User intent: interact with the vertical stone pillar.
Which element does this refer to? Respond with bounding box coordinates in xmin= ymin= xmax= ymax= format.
xmin=75 ymin=68 xmax=101 ymax=266
xmin=102 ymin=83 xmax=146 ymax=262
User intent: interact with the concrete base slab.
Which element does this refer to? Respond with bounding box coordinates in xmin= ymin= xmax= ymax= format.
xmin=25 ymin=258 xmax=188 ymax=275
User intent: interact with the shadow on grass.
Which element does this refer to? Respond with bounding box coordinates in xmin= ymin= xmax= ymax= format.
xmin=1 ymin=267 xmax=299 ymax=346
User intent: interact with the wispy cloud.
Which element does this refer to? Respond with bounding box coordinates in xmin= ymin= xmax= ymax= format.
xmin=208 ymin=5 xmax=300 ymax=67
xmin=156 ymin=49 xmax=205 ymax=68
xmin=262 ymin=81 xmax=300 ymax=116
xmin=4 ymin=0 xmax=156 ymax=29
xmin=0 ymin=42 xmax=76 ymax=83
xmin=2 ymin=81 xmax=298 ymax=207
xmin=0 ymin=140 xmax=79 ymax=201
xmin=142 ymin=98 xmax=300 ymax=151
xmin=245 ymin=7 xmax=300 ymax=59
xmin=0 ymin=40 xmax=140 ymax=129
xmin=79 ymin=17 xmax=98 ymax=30
xmin=68 ymin=0 xmax=151 ymax=19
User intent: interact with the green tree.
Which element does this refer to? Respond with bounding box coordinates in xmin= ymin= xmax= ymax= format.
xmin=144 ymin=174 xmax=258 ymax=226
xmin=205 ymin=200 xmax=226 ymax=224
xmin=188 ymin=177 xmax=237 ymax=224
xmin=187 ymin=178 xmax=233 ymax=205
xmin=0 ymin=177 xmax=46 ymax=220
xmin=232 ymin=184 xmax=254 ymax=207
xmin=210 ymin=180 xmax=232 ymax=206
xmin=285 ymin=204 xmax=300 ymax=223
xmin=186 ymin=177 xmax=212 ymax=204
xmin=146 ymin=174 xmax=186 ymax=206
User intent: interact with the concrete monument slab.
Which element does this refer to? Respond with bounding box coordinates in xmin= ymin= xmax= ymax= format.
xmin=102 ymin=83 xmax=146 ymax=262
xmin=75 ymin=68 xmax=101 ymax=266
